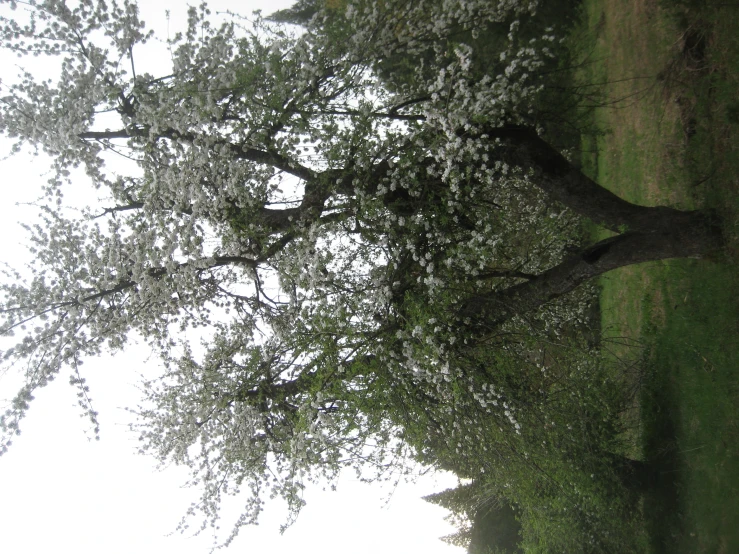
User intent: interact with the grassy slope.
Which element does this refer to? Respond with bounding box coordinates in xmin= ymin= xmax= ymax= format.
xmin=576 ymin=1 xmax=739 ymax=552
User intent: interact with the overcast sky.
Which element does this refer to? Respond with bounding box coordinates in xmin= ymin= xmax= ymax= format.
xmin=0 ymin=2 xmax=464 ymax=553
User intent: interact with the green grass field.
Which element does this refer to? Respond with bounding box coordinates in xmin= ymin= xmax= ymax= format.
xmin=575 ymin=0 xmax=739 ymax=551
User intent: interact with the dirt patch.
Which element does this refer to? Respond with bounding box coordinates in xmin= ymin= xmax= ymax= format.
xmin=633 ymin=0 xmax=659 ymax=18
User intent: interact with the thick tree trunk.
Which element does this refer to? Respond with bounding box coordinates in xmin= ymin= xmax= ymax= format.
xmin=481 ymin=125 xmax=703 ymax=234
xmin=460 ymin=209 xmax=721 ymax=328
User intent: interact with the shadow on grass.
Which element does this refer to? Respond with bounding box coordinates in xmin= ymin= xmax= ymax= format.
xmin=640 ymin=358 xmax=690 ymax=554
xmin=639 ymin=261 xmax=739 ymax=554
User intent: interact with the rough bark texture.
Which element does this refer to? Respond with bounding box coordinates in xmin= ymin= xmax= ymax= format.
xmin=480 ymin=125 xmax=706 ymax=233
xmin=460 ymin=200 xmax=722 ymax=330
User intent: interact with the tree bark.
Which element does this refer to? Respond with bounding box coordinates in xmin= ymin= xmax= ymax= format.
xmin=479 ymin=125 xmax=706 ymax=234
xmin=460 ymin=210 xmax=721 ymax=329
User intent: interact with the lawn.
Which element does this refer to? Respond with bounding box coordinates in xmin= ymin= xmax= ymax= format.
xmin=575 ymin=0 xmax=739 ymax=552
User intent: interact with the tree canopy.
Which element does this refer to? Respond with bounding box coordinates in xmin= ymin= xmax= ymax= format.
xmin=0 ymin=0 xmax=721 ymax=546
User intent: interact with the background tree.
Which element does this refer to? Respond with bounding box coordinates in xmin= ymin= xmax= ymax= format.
xmin=0 ymin=0 xmax=721 ymax=547
xmin=424 ymin=483 xmax=522 ymax=553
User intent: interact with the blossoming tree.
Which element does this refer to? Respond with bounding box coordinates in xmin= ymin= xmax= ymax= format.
xmin=0 ymin=0 xmax=721 ymax=543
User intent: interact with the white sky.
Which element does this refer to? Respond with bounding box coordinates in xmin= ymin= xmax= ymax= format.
xmin=0 ymin=1 xmax=464 ymax=553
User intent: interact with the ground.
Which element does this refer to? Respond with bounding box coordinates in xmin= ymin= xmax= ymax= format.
xmin=576 ymin=0 xmax=739 ymax=551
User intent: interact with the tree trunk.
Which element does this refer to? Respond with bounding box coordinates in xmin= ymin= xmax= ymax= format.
xmin=460 ymin=209 xmax=721 ymax=328
xmin=481 ymin=125 xmax=708 ymax=234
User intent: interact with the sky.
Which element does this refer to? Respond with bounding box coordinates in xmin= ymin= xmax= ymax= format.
xmin=0 ymin=2 xmax=465 ymax=553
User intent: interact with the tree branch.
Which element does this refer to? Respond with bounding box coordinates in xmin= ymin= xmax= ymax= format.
xmin=93 ymin=202 xmax=144 ymax=219
xmin=79 ymin=128 xmax=317 ymax=182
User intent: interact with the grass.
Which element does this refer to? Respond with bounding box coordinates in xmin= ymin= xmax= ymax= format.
xmin=641 ymin=261 xmax=739 ymax=553
xmin=573 ymin=0 xmax=739 ymax=552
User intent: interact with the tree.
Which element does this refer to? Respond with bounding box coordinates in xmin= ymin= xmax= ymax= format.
xmin=0 ymin=0 xmax=721 ymax=544
xmin=424 ymin=483 xmax=522 ymax=553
